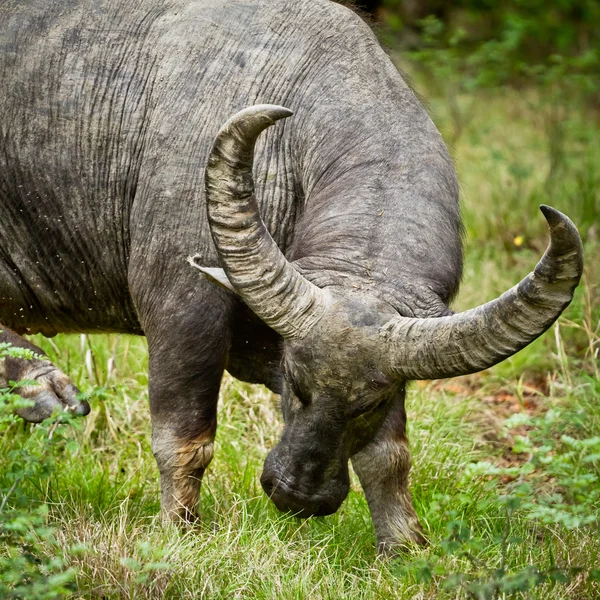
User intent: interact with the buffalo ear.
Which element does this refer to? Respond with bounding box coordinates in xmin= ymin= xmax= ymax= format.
xmin=187 ymin=256 xmax=238 ymax=295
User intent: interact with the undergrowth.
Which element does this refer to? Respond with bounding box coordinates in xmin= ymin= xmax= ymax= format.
xmin=1 ymin=79 xmax=599 ymax=599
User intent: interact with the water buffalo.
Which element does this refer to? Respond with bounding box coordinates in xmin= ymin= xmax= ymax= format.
xmin=0 ymin=0 xmax=583 ymax=553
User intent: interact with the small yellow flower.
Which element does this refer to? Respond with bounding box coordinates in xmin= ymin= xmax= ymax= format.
xmin=513 ymin=235 xmax=524 ymax=247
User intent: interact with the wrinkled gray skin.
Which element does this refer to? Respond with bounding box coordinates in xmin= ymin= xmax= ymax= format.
xmin=0 ymin=0 xmax=583 ymax=553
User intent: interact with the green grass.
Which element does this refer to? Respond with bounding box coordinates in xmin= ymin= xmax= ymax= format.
xmin=1 ymin=81 xmax=599 ymax=598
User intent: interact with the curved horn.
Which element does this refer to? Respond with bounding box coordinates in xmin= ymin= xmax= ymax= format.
xmin=204 ymin=105 xmax=327 ymax=339
xmin=381 ymin=206 xmax=584 ymax=380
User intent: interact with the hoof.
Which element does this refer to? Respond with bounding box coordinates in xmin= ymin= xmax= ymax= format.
xmin=13 ymin=363 xmax=90 ymax=423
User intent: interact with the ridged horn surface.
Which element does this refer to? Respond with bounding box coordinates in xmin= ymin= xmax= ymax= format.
xmin=381 ymin=206 xmax=584 ymax=380
xmin=204 ymin=105 xmax=327 ymax=339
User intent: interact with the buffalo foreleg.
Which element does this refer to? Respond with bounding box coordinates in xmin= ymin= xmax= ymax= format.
xmin=151 ymin=423 xmax=216 ymax=522
xmin=0 ymin=326 xmax=89 ymax=422
xmin=142 ymin=297 xmax=231 ymax=522
xmin=351 ymin=395 xmax=426 ymax=554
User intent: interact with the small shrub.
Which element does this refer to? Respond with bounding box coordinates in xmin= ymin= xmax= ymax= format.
xmin=393 ymin=404 xmax=600 ymax=598
xmin=0 ymin=342 xmax=80 ymax=600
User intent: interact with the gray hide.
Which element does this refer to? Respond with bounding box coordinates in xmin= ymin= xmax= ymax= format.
xmin=0 ymin=0 xmax=582 ymax=553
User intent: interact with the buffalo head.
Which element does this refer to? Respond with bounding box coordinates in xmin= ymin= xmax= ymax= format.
xmin=190 ymin=105 xmax=583 ymax=518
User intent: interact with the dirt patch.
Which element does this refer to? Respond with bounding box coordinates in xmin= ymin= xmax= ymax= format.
xmin=425 ymin=373 xmax=561 ymax=471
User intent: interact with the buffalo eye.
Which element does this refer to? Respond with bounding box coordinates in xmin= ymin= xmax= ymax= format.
xmin=374 ymin=396 xmax=388 ymax=411
xmin=368 ymin=370 xmax=391 ymax=391
xmin=281 ymin=364 xmax=310 ymax=406
xmin=292 ymin=381 xmax=311 ymax=406
xmin=347 ymin=392 xmax=388 ymax=419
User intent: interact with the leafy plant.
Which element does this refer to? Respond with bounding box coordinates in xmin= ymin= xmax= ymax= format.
xmin=0 ymin=343 xmax=79 ymax=600
xmin=394 ymin=403 xmax=600 ymax=599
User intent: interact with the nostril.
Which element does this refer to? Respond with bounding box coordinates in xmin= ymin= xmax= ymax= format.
xmin=314 ymin=502 xmax=337 ymax=517
xmin=260 ymin=474 xmax=275 ymax=496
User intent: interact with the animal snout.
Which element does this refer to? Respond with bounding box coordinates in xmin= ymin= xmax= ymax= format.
xmin=73 ymin=399 xmax=91 ymax=416
xmin=260 ymin=468 xmax=347 ymax=518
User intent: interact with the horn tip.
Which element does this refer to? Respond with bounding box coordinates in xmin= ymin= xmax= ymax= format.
xmin=539 ymin=204 xmax=578 ymax=235
xmin=267 ymin=105 xmax=293 ymax=119
xmin=233 ymin=104 xmax=293 ymax=123
xmin=539 ymin=204 xmax=562 ymax=226
xmin=254 ymin=104 xmax=293 ymax=125
xmin=217 ymin=105 xmax=293 ymax=145
xmin=187 ymin=259 xmax=237 ymax=293
xmin=539 ymin=205 xmax=584 ymax=262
